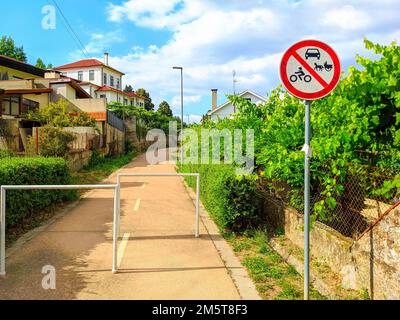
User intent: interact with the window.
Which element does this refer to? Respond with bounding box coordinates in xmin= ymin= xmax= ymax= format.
xmin=103 ymin=73 xmax=107 ymax=85
xmin=21 ymin=98 xmax=39 ymax=114
xmin=110 ymin=75 xmax=114 ymax=87
xmin=99 ymin=94 xmax=106 ymax=99
xmin=244 ymin=98 xmax=252 ymax=102
xmin=89 ymin=70 xmax=95 ymax=81
xmin=78 ymin=71 xmax=83 ymax=81
xmin=117 ymin=79 xmax=120 ymax=89
xmin=123 ymin=98 xmax=128 ymax=105
xmin=1 ymin=97 xmax=20 ymax=116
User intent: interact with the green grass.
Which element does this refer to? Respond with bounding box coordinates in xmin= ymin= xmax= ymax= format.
xmin=227 ymin=230 xmax=326 ymax=300
xmin=72 ymin=151 xmax=137 ymax=185
xmin=275 ymin=282 xmax=301 ymax=300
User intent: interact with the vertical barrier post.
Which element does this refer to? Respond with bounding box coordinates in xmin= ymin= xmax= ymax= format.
xmin=195 ymin=174 xmax=200 ymax=238
xmin=112 ymin=184 xmax=120 ymax=273
xmin=0 ymin=187 xmax=5 ymax=276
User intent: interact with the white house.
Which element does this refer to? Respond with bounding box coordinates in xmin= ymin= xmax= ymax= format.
xmin=207 ymin=89 xmax=267 ymax=121
xmin=54 ymin=53 xmax=145 ymax=107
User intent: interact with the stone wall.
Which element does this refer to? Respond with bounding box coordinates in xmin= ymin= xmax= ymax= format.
xmin=105 ymin=123 xmax=124 ymax=155
xmin=66 ymin=149 xmax=92 ymax=172
xmin=263 ymin=196 xmax=400 ymax=300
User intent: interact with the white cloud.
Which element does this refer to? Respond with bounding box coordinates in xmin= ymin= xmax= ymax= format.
xmin=322 ymin=5 xmax=371 ymax=30
xmin=171 ymin=94 xmax=202 ymax=113
xmin=106 ymin=0 xmax=210 ymax=30
xmin=85 ymin=30 xmax=124 ymax=54
xmin=96 ymin=0 xmax=400 ymax=117
xmin=69 ymin=30 xmax=125 ymax=60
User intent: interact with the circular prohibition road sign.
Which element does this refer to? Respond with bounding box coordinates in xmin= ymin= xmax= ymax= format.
xmin=280 ymin=40 xmax=341 ymax=100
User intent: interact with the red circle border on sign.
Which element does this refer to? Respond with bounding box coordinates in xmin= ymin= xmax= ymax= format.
xmin=280 ymin=40 xmax=341 ymax=100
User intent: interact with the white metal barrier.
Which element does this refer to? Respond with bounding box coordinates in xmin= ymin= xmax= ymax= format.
xmin=0 ymin=184 xmax=120 ymax=276
xmin=0 ymin=173 xmax=201 ymax=276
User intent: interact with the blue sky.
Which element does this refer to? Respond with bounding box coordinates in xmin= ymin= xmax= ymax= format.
xmin=1 ymin=0 xmax=399 ymax=122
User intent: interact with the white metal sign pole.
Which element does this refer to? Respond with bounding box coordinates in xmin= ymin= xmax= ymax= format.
xmin=281 ymin=39 xmax=340 ymax=301
xmin=304 ymin=99 xmax=311 ymax=300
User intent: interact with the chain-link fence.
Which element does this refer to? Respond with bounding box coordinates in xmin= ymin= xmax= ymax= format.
xmin=258 ymin=165 xmax=400 ymax=240
xmin=312 ymin=166 xmax=398 ymax=239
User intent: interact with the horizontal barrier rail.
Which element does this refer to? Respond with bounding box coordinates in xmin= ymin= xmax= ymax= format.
xmin=1 ymin=173 xmax=201 ymax=275
xmin=1 ymin=185 xmax=118 ymax=190
xmin=0 ymin=184 xmax=120 ymax=276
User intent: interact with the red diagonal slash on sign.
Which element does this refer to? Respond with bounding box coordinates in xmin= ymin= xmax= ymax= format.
xmin=292 ymin=51 xmax=329 ymax=87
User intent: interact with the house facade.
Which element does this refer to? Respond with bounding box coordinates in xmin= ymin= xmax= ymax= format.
xmin=207 ymin=89 xmax=267 ymax=121
xmin=0 ymin=55 xmax=125 ymax=155
xmin=54 ymin=53 xmax=145 ymax=107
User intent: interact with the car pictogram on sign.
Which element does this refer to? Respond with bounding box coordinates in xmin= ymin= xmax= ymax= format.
xmin=305 ymin=48 xmax=321 ymax=60
xmin=280 ymin=40 xmax=341 ymax=100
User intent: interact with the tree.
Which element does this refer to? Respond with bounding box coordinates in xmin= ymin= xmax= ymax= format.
xmin=107 ymin=101 xmax=135 ymax=120
xmin=124 ymin=85 xmax=133 ymax=93
xmin=0 ymin=36 xmax=27 ymax=62
xmin=136 ymin=88 xmax=155 ymax=111
xmin=26 ymin=99 xmax=96 ymax=128
xmin=35 ymin=58 xmax=46 ymax=69
xmin=35 ymin=58 xmax=53 ymax=69
xmin=158 ymin=100 xmax=173 ymax=117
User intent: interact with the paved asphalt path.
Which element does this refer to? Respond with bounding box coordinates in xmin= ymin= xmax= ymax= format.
xmin=0 ymin=151 xmax=241 ymax=300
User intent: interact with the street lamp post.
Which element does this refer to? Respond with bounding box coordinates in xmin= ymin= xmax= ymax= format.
xmin=173 ymin=66 xmax=184 ymax=163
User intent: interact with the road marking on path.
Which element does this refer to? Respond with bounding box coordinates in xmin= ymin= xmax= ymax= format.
xmin=117 ymin=233 xmax=130 ymax=268
xmin=134 ymin=198 xmax=141 ymax=212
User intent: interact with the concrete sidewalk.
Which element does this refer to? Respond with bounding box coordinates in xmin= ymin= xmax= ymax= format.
xmin=0 ymin=152 xmax=251 ymax=300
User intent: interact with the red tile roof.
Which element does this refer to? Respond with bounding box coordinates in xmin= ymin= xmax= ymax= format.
xmin=96 ymin=86 xmax=145 ymax=99
xmin=54 ymin=59 xmax=125 ymax=75
xmin=70 ymin=112 xmax=107 ymax=122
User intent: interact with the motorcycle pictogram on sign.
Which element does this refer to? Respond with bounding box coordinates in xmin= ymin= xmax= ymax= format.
xmin=280 ymin=40 xmax=341 ymax=100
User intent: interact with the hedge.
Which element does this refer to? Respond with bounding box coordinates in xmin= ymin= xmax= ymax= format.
xmin=179 ymin=163 xmax=260 ymax=231
xmin=0 ymin=157 xmax=76 ymax=228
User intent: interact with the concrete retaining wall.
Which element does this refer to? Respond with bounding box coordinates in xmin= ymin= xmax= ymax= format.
xmin=66 ymin=149 xmax=92 ymax=172
xmin=263 ymin=196 xmax=400 ymax=299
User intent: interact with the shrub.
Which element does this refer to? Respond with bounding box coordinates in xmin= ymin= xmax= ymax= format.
xmin=180 ymin=163 xmax=260 ymax=231
xmin=38 ymin=126 xmax=75 ymax=157
xmin=25 ymin=99 xmax=96 ymax=128
xmin=0 ymin=157 xmax=76 ymax=228
xmin=0 ymin=150 xmax=14 ymax=159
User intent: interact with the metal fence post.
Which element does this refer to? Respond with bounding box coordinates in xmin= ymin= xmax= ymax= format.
xmin=196 ymin=174 xmax=200 ymax=238
xmin=112 ymin=184 xmax=120 ymax=274
xmin=0 ymin=187 xmax=5 ymax=276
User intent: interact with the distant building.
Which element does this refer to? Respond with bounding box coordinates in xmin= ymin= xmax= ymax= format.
xmin=54 ymin=53 xmax=145 ymax=107
xmin=0 ymin=55 xmax=124 ymax=155
xmin=206 ymin=89 xmax=267 ymax=121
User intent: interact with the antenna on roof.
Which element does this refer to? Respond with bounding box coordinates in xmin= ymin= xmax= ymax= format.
xmin=232 ymin=70 xmax=238 ymax=95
